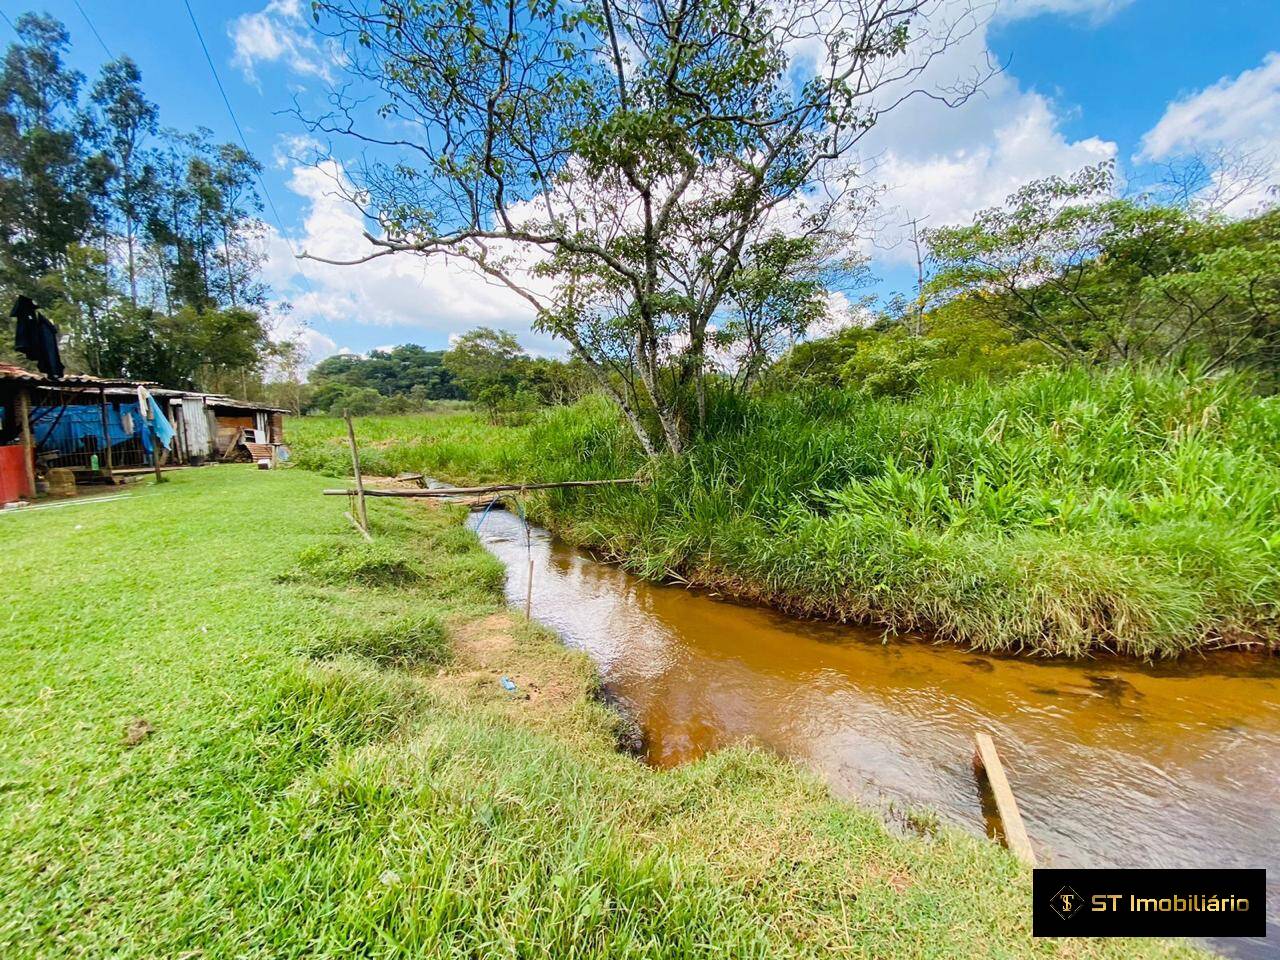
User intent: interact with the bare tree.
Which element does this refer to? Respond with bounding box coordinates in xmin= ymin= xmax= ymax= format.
xmin=303 ymin=0 xmax=989 ymax=455
xmin=1156 ymin=145 xmax=1278 ymax=218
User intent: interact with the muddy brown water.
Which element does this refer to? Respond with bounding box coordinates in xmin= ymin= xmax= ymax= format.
xmin=472 ymin=509 xmax=1280 ymax=957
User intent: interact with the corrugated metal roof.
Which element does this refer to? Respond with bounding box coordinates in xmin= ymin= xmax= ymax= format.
xmin=1 ymin=364 xmax=288 ymax=412
xmin=99 ymin=385 xmax=288 ymax=413
xmin=202 ymin=394 xmax=289 ymax=413
xmin=0 ymin=362 xmax=151 ymax=388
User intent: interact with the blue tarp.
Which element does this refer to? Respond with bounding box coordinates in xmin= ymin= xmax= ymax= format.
xmin=30 ymin=402 xmax=157 ymax=457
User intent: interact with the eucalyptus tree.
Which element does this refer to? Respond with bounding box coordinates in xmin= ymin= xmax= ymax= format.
xmin=91 ymin=56 xmax=159 ymax=306
xmin=0 ymin=13 xmax=93 ymax=291
xmin=211 ymin=142 xmax=267 ymax=308
xmin=306 ymin=0 xmax=985 ymax=455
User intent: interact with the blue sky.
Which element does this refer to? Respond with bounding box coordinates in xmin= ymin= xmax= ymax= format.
xmin=4 ymin=0 xmax=1279 ymax=361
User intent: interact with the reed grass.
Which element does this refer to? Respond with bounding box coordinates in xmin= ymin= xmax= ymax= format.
xmin=292 ymin=366 xmax=1280 ymax=658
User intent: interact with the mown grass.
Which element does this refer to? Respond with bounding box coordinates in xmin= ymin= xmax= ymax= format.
xmin=291 ymin=366 xmax=1280 ymax=658
xmin=0 ymin=466 xmax=1200 ymax=957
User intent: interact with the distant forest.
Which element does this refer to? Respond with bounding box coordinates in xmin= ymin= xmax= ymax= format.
xmin=306 ymin=345 xmax=463 ymax=414
xmin=304 ymin=332 xmax=593 ymax=418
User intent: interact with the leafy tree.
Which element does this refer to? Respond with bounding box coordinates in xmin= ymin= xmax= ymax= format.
xmin=308 ymin=344 xmax=463 ymax=401
xmin=767 ymin=323 xmax=874 ymax=391
xmin=840 ymin=330 xmax=946 ymax=398
xmin=717 ymin=234 xmax=836 ymax=394
xmin=313 ymin=383 xmax=386 ymax=417
xmin=308 ymin=0 xmax=985 ymax=455
xmin=768 ymin=299 xmax=1051 ymax=396
xmin=40 ymin=242 xmax=119 ymax=375
xmin=443 ymin=327 xmax=528 ymax=420
xmin=912 ymin=297 xmax=1053 ymax=383
xmin=0 ymin=13 xmax=94 ymax=293
xmin=90 ymin=56 xmax=157 ymax=305
xmin=1139 ymin=211 xmax=1280 ymax=377
xmin=927 ymin=162 xmax=1280 ymax=374
xmin=521 ymin=356 xmax=595 ymax=406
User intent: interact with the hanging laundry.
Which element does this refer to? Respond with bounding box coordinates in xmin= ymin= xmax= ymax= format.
xmin=121 ymin=411 xmax=135 ymax=434
xmin=133 ymin=404 xmax=153 ymax=455
xmin=147 ymin=396 xmax=175 ymax=450
xmin=10 ymin=295 xmax=64 ymax=378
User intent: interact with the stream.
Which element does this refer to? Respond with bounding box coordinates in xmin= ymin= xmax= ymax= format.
xmin=470 ymin=507 xmax=1280 ymax=958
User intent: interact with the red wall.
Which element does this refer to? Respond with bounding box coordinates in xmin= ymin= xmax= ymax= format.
xmin=0 ymin=443 xmax=32 ymax=504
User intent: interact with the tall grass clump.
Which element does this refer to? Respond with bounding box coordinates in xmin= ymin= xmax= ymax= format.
xmin=526 ymin=367 xmax=1280 ymax=658
xmin=289 ymin=412 xmax=531 ymax=481
xmin=290 ymin=367 xmax=1280 ymax=657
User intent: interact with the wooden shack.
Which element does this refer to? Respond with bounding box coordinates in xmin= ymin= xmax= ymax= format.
xmin=195 ymin=395 xmax=287 ymax=458
xmin=0 ymin=363 xmax=155 ymax=501
xmin=0 ymin=363 xmax=290 ymax=503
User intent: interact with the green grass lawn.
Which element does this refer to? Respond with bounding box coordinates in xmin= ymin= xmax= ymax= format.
xmin=0 ymin=467 xmax=1200 ymax=957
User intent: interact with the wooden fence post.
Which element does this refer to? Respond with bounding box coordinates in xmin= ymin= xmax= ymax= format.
xmin=16 ymin=386 xmax=35 ymax=497
xmin=98 ymin=387 xmax=114 ymax=480
xmin=343 ymin=410 xmax=368 ymax=533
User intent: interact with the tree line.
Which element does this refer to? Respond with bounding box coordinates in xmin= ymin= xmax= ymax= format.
xmin=777 ymin=163 xmax=1279 ymax=398
xmin=303 ymin=333 xmax=593 ymax=420
xmin=0 ymin=12 xmax=285 ymax=393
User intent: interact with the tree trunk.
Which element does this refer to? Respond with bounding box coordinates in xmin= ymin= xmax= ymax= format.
xmin=222 ymin=223 xmax=237 ymax=307
xmin=126 ymin=223 xmax=137 ymax=307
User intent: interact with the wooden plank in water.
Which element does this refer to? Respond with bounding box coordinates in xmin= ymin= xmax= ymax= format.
xmin=974 ymin=732 xmax=1037 ymax=867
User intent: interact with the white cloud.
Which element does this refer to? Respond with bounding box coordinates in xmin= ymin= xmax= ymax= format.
xmin=996 ymin=0 xmax=1133 ymax=23
xmin=295 ymin=327 xmax=338 ymax=363
xmin=852 ymin=10 xmax=1117 ymax=263
xmin=868 ymin=92 xmax=1115 ymax=259
xmin=228 ymin=0 xmax=334 ymax=84
xmin=1138 ymin=52 xmax=1280 ymax=215
xmin=262 ymin=159 xmax=557 ymax=364
xmin=1141 ymin=53 xmax=1280 ymax=160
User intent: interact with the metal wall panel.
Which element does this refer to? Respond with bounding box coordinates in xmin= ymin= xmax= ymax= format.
xmin=180 ymin=397 xmax=212 ymax=458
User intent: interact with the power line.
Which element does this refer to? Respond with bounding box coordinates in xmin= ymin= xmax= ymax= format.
xmin=70 ymin=0 xmax=112 ymax=59
xmin=180 ymin=0 xmax=315 ymax=297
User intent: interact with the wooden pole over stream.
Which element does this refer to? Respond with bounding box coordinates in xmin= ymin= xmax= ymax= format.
xmin=322 ymin=478 xmax=643 ymax=498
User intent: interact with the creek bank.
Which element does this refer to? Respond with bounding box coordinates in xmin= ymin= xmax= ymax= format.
xmin=470 ymin=504 xmax=1280 ymax=959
